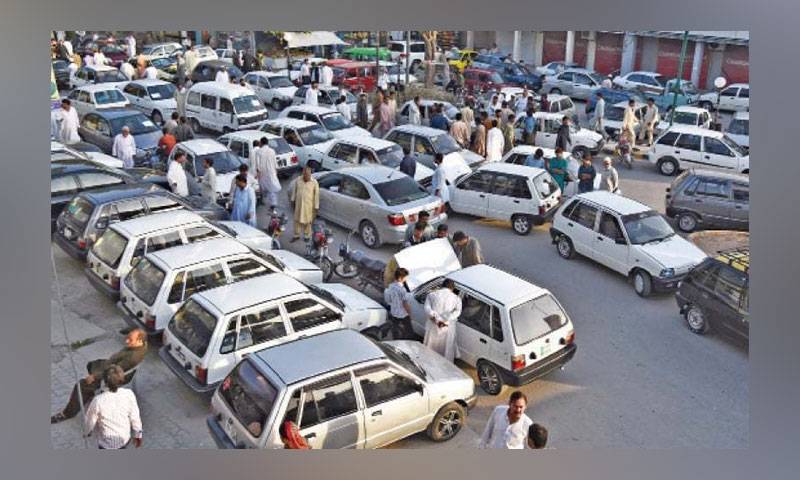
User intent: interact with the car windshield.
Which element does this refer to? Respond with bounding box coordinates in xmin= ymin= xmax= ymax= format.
xmin=306 ymin=284 xmax=346 ymax=311
xmin=168 ymin=298 xmax=218 ymax=357
xmin=653 ymin=74 xmax=666 ymax=86
xmin=96 ymin=70 xmax=127 ymax=83
xmin=64 ymin=196 xmax=94 ymax=225
xmin=389 ymin=43 xmax=405 ymax=53
xmin=268 ymin=76 xmax=293 ymax=88
xmin=124 ymin=257 xmax=165 ymax=307
xmin=147 ymin=83 xmax=176 ymax=100
xmin=671 ymin=111 xmax=698 ymax=125
xmin=226 ymin=65 xmax=244 ymax=77
xmin=728 ymin=119 xmax=749 ymax=136
xmin=430 ymin=133 xmax=460 ymax=155
xmin=93 ymin=89 xmax=126 ymax=105
xmin=194 ymin=150 xmax=242 ymax=175
xmin=588 ymin=73 xmax=605 ymax=85
xmin=621 ymin=210 xmax=676 ymax=245
xmin=152 ymin=58 xmax=174 ymax=69
xmin=681 ymin=81 xmax=699 ymax=95
xmin=605 ymin=106 xmax=625 ymax=121
xmin=373 ymin=176 xmax=429 ymax=206
xmin=141 ymin=46 xmax=157 ymax=55
xmin=92 ymin=228 xmax=128 ymax=268
xmin=319 ymin=112 xmax=352 ymax=131
xmin=110 ymin=114 xmax=159 ymax=135
xmin=373 ymin=340 xmax=426 ymax=380
xmin=219 ymin=360 xmax=278 ymax=438
xmin=298 ymin=125 xmax=334 ymax=145
xmin=102 ymin=44 xmax=125 ymax=54
xmin=233 ymin=95 xmax=263 ymax=114
xmin=328 ymin=90 xmax=357 ymax=104
xmin=721 ymin=134 xmax=748 ymax=156
xmin=510 ymin=294 xmax=568 ymax=346
xmin=375 ymin=145 xmax=405 ymax=168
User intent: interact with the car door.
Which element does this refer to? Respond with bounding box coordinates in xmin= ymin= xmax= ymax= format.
xmin=486 ymin=173 xmax=533 ymax=221
xmin=730 ymin=183 xmax=749 ymax=228
xmin=535 ymin=118 xmax=559 ymax=148
xmin=734 ymin=87 xmax=749 ymax=111
xmin=94 ymin=118 xmax=114 ymax=153
xmin=356 ymin=365 xmax=429 ymax=448
xmin=74 ymin=90 xmax=92 ymax=117
xmin=673 ymin=133 xmax=703 ymax=169
xmin=456 ymin=290 xmax=505 ymax=367
xmin=702 ymin=136 xmax=737 ymax=171
xmin=451 ymin=170 xmax=493 ymax=216
xmin=226 ymin=305 xmax=289 ymax=375
xmin=562 ymin=200 xmax=600 ymax=257
xmin=412 ymin=135 xmax=436 ymax=170
xmin=337 ymin=175 xmax=374 ymax=230
xmin=200 ymin=93 xmax=218 ymax=129
xmin=290 ymin=373 xmax=363 ymax=449
xmin=691 ymin=177 xmax=732 ymax=226
xmin=571 ymin=73 xmax=594 ymax=100
xmin=718 ymin=87 xmax=739 ymax=110
xmin=593 ymin=211 xmax=630 ymax=274
xmin=316 ymin=173 xmax=344 ymax=224
xmin=709 ymin=265 xmax=749 ymax=339
xmin=323 ymin=142 xmax=358 ymax=171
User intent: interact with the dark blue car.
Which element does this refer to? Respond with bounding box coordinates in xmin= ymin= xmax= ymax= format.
xmin=585 ymin=87 xmax=645 ymax=114
xmin=478 ymin=60 xmax=542 ymax=91
xmin=77 ymin=109 xmax=162 ymax=167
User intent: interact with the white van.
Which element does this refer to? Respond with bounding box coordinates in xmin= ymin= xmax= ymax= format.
xmin=159 ymin=274 xmax=387 ymax=392
xmin=185 ymin=82 xmax=269 ymax=133
xmin=119 ymin=237 xmax=323 ymax=334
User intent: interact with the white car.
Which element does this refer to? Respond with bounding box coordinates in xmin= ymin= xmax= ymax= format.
xmin=119 ymin=237 xmax=323 ymax=335
xmin=612 ymin=71 xmax=667 ymax=95
xmin=279 ymin=104 xmax=371 ymax=139
xmin=646 ymin=124 xmax=749 ymax=176
xmin=537 ymin=93 xmax=577 ymax=119
xmin=602 ymin=101 xmax=646 ymax=140
xmin=388 ymin=40 xmax=427 ymax=67
xmin=395 ymin=238 xmax=577 ymax=395
xmin=550 ymin=191 xmax=708 ymax=296
xmin=260 ymin=118 xmax=336 ymax=169
xmin=50 ymin=141 xmax=125 ymax=169
xmin=216 ymin=130 xmax=300 ymax=176
xmin=534 ymin=61 xmax=581 ymax=77
xmin=140 ymin=42 xmax=183 ymax=61
xmin=160 ymin=276 xmax=387 ymax=393
xmin=71 ymin=64 xmax=129 ymax=90
xmin=501 ymin=145 xmax=600 ymax=197
xmin=448 ymin=163 xmax=562 ymax=235
xmin=725 ymin=111 xmax=749 ymax=151
xmin=656 ymin=105 xmax=712 ymax=135
xmin=396 ymin=99 xmax=459 ymax=127
xmin=697 ymin=83 xmax=750 ymax=112
xmin=215 ymin=48 xmax=236 ymax=64
xmin=290 ymin=85 xmax=361 ymax=120
xmin=383 ymin=124 xmax=484 ymax=178
xmin=185 ymin=82 xmax=269 ymax=133
xmin=64 ymin=84 xmax=129 ymax=118
xmin=190 ymin=45 xmax=219 ymax=62
xmin=377 ymin=60 xmax=420 ymax=85
xmin=275 ymin=56 xmax=327 ymax=82
xmin=317 ymin=136 xmax=437 ymax=180
xmin=120 ymin=79 xmax=177 ymax=125
xmin=243 ymin=71 xmax=298 ymax=111
xmin=512 ymin=111 xmax=604 ymax=158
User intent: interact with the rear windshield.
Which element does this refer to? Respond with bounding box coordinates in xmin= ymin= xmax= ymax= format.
xmin=510 ymin=294 xmax=568 ymax=346
xmin=671 ymin=111 xmax=697 ymax=125
xmin=605 ymin=106 xmax=625 ymax=121
xmin=92 ymin=228 xmax=129 ymax=268
xmin=728 ymin=118 xmax=749 ymax=136
xmin=298 ymin=125 xmax=334 ymax=145
xmin=265 ymin=137 xmax=293 ymax=155
xmin=94 ymin=89 xmax=126 ymax=105
xmin=125 ymin=257 xmax=166 ymax=306
xmin=373 ymin=176 xmax=429 ymax=206
xmin=532 ymin=172 xmax=559 ymax=199
xmin=147 ymin=83 xmax=176 ymax=100
xmin=168 ymin=298 xmax=218 ymax=357
xmin=376 ymin=145 xmax=405 ymax=168
xmin=96 ymin=70 xmax=127 ymax=83
xmin=64 ymin=196 xmax=95 ymax=226
xmin=220 ymin=359 xmax=278 ymax=438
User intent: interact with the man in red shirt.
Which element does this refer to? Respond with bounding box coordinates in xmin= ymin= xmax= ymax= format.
xmin=157 ymin=126 xmax=176 ymax=162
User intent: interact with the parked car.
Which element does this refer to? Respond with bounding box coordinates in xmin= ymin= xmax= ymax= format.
xmin=207 ymin=328 xmax=476 ymax=448
xmin=301 ymin=165 xmax=447 ymax=248
xmin=482 ymin=61 xmax=542 ymax=91
xmin=511 ymin=111 xmax=604 ymax=159
xmin=275 ymin=56 xmax=327 ymax=82
xmin=463 ymin=67 xmax=511 ymax=94
xmin=448 ymin=49 xmax=480 ymax=71
xmin=645 ymin=125 xmax=749 ymax=176
xmin=665 ymin=169 xmax=749 ymax=232
xmin=330 ymin=61 xmax=377 ymax=92
xmin=448 ymin=163 xmax=561 ymax=235
xmin=409 ymin=61 xmax=450 ymax=86
xmin=259 ymin=118 xmax=336 ymax=169
xmin=388 ymin=40 xmax=427 ymax=67
xmin=316 ymin=136 xmax=429 ymax=179
xmin=377 ymin=61 xmax=419 ymax=87
xmin=64 ymin=84 xmax=130 ymax=118
xmin=541 ymin=68 xmax=605 ymax=100
xmin=396 ymin=99 xmax=459 ymax=127
xmin=585 ymin=87 xmax=645 ymax=114
xmin=190 ymin=60 xmax=244 ymax=84
xmin=162 ymin=275 xmax=387 ymax=394
xmin=675 ymin=248 xmax=749 ymax=342
xmin=602 ymin=100 xmax=646 ymax=140
xmin=725 ymin=111 xmax=749 ymax=151
xmin=647 ymin=79 xmax=701 ymax=111
xmin=52 ymin=59 xmax=72 ymax=89
xmin=76 ymin=41 xmax=129 ymax=67
xmin=242 ymin=71 xmax=297 ymax=110
xmin=656 ymin=105 xmax=712 ymax=135
xmin=279 ymin=104 xmax=370 ymax=139
xmin=119 ymin=238 xmax=324 ymax=335
xmin=536 ymin=93 xmax=578 ymax=119
xmin=70 ymin=64 xmax=129 ymax=89
xmin=51 ymin=141 xmax=126 ymax=171
xmin=612 ymin=70 xmax=667 ymax=95
xmin=697 ymin=83 xmax=750 ymax=112
xmin=290 ymin=85 xmax=358 ymax=119
xmin=501 ymin=145 xmax=600 ymax=197
xmin=534 ymin=61 xmax=581 ymax=77
xmin=395 ymin=238 xmax=577 ymax=395
xmin=78 ymin=109 xmax=161 ymax=167
xmin=54 ymin=184 xmax=227 ymax=260
xmin=550 ymin=191 xmax=708 ymax=296
xmin=184 ymin=82 xmax=268 ymax=133
xmin=190 ymin=45 xmax=219 ymax=62
xmin=216 ymin=130 xmax=299 ymax=177
xmin=215 ymin=48 xmax=236 ymax=64
xmin=139 ymin=42 xmax=183 ymax=61
xmin=384 ymin=124 xmax=484 ymax=180
xmin=120 ymin=79 xmax=177 ymax=125
xmin=342 ymin=46 xmax=392 ymax=61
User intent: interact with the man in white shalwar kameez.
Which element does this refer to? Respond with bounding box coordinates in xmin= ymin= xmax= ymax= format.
xmin=320 ymin=63 xmax=334 ymax=87
xmin=58 ymin=99 xmax=81 ymax=144
xmin=112 ymin=126 xmax=137 ymax=168
xmin=305 ymin=82 xmax=319 ymax=106
xmin=485 ymin=119 xmax=504 ymax=162
xmin=254 ymin=137 xmax=281 ymax=209
xmin=423 ymin=280 xmax=462 ymax=362
xmin=215 ymin=68 xmax=229 ymax=84
xmin=431 ymin=153 xmax=450 ymax=206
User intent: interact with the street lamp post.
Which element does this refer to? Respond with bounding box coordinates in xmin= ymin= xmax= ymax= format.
xmin=669 ymin=31 xmax=690 ymax=127
xmin=405 ymin=30 xmax=410 ymax=87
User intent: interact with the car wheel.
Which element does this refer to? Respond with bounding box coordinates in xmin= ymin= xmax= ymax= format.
xmin=151 ymin=110 xmax=163 ymax=125
xmin=359 ymin=220 xmax=381 ymax=249
xmin=685 ymin=305 xmax=710 ymax=334
xmin=190 ymin=117 xmax=202 ymax=133
xmin=319 ymin=256 xmax=335 ymax=282
xmin=550 ymin=88 xmax=561 ymax=95
xmin=572 ymin=146 xmax=589 ymax=160
xmin=477 ymin=360 xmax=504 ymax=396
xmin=676 ymin=212 xmax=699 ymax=233
xmin=333 ymin=259 xmax=360 ymax=279
xmin=632 ymin=269 xmax=653 ymax=297
xmin=427 ymin=402 xmax=466 ymax=442
xmin=271 ymin=98 xmax=282 ymax=111
xmin=511 ymin=214 xmax=532 ymax=235
xmin=657 ymin=156 xmax=679 ymax=176
xmin=556 ymin=235 xmax=575 ymax=259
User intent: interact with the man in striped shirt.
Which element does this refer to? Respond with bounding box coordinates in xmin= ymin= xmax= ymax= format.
xmin=84 ymin=365 xmax=143 ymax=449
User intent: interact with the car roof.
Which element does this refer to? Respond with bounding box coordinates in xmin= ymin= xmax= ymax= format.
xmin=612 ymin=100 xmax=645 ymax=108
xmin=177 ymin=138 xmax=229 ymax=155
xmin=92 ymin=108 xmax=144 ymax=120
xmin=447 ymin=264 xmax=548 ymax=306
xmin=250 ymin=329 xmax=386 ymax=385
xmin=408 ymin=99 xmax=455 ymax=108
xmin=144 ymin=42 xmax=181 ymax=48
xmin=247 ymin=71 xmax=289 ymax=79
xmin=187 ymin=82 xmax=253 ymax=97
xmin=727 ymin=83 xmax=750 ymax=89
xmin=391 ymin=124 xmax=451 ymax=137
xmin=148 ymin=237 xmax=252 ymax=269
xmin=574 ymin=191 xmax=651 ymax=215
xmin=197 ymin=59 xmax=233 ymax=67
xmin=285 ymin=104 xmax=338 ymax=115
xmin=686 ymin=168 xmax=749 ymax=182
xmin=84 ymin=65 xmax=118 ymax=72
xmin=110 ymin=209 xmax=206 ymax=236
xmin=75 ymin=84 xmax=124 ymax=93
xmin=128 ymin=79 xmax=172 ymax=87
xmin=477 ymin=162 xmax=547 ymax=178
xmin=626 ymin=70 xmax=662 ymax=77
xmin=662 ymin=124 xmax=723 ymax=137
xmin=194 ymin=274 xmax=306 ymax=316
xmin=331 ymin=165 xmax=407 ymax=184
xmin=333 ymin=135 xmax=396 ymax=151
xmin=733 ymin=111 xmax=749 ymax=120
xmin=542 ymin=93 xmax=570 ymax=102
xmin=81 ymin=183 xmax=162 ymax=203
xmin=222 ymin=130 xmax=279 ymax=142
xmin=50 ymin=161 xmax=119 ymax=175
xmin=264 ymin=118 xmax=318 ymax=129
xmin=673 ymin=106 xmax=709 ymax=114
xmin=508 ymin=145 xmax=556 ymax=157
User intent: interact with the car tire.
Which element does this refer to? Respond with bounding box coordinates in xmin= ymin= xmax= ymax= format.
xmin=426 ymin=402 xmax=466 ymax=442
xmin=511 ymin=214 xmax=532 ymax=235
xmin=550 ymin=88 xmax=561 ymax=95
xmin=632 ymin=269 xmax=653 ymax=297
xmin=320 ymin=256 xmax=335 ymax=282
xmin=572 ymin=146 xmax=589 ymax=160
xmin=685 ymin=304 xmax=710 ymax=334
xmin=333 ymin=259 xmax=360 ymax=279
xmin=477 ymin=360 xmax=504 ymax=396
xmin=190 ymin=117 xmax=202 ymax=133
xmin=676 ymin=212 xmax=699 ymax=233
xmin=151 ymin=110 xmax=163 ymax=125
xmin=359 ymin=220 xmax=381 ymax=249
xmin=271 ymin=98 xmax=282 ymax=111
xmin=657 ymin=156 xmax=679 ymax=176
xmin=556 ymin=235 xmax=575 ymax=259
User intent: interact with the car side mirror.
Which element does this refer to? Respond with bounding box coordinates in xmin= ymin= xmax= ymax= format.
xmin=415 ymin=382 xmax=425 ymax=395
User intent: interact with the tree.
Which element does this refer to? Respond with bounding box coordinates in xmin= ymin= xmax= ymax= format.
xmin=421 ymin=31 xmax=438 ymax=87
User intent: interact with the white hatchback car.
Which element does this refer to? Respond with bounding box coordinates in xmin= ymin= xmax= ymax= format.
xmin=656 ymin=105 xmax=712 ymax=136
xmin=242 ymin=71 xmax=298 ymax=111
xmin=612 ymin=70 xmax=667 ymax=95
xmin=646 ymin=125 xmax=750 ymax=176
xmin=501 ymin=145 xmax=600 ymax=198
xmin=65 ymin=84 xmax=130 ymax=118
xmin=512 ymin=111 xmax=604 ymax=159
xmin=260 ymin=118 xmax=336 ymax=169
xmin=394 ymin=238 xmax=577 ymax=395
xmin=725 ymin=111 xmax=749 ymax=152
xmin=279 ymin=104 xmax=371 ymax=139
xmin=550 ymin=191 xmax=708 ymax=296
xmin=70 ymin=64 xmax=129 ymax=90
xmin=697 ymin=83 xmax=750 ymax=112
xmin=160 ymin=275 xmax=387 ymax=393
xmin=448 ymin=163 xmax=561 ymax=235
xmin=216 ymin=130 xmax=300 ymax=177
xmin=317 ymin=136 xmax=436 ymax=182
xmin=120 ymin=79 xmax=178 ymax=125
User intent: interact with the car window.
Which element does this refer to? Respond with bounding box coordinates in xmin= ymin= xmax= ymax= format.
xmin=235 ymin=307 xmax=285 ymax=350
xmin=714 ymin=266 xmax=748 ymax=312
xmin=695 ymin=178 xmax=730 ymax=199
xmin=387 ymin=131 xmax=413 ymax=151
xmin=732 ymin=184 xmax=749 ymax=203
xmin=77 ymin=172 xmax=125 ymax=189
xmin=299 ymin=374 xmax=358 ymax=429
xmin=641 ymin=75 xmax=658 ymax=86
xmin=330 ymin=143 xmax=359 ymax=163
xmin=491 ymin=174 xmax=532 ymax=199
xmin=318 ymin=173 xmax=343 ymax=190
xmin=598 ymin=212 xmax=624 ymax=240
xmin=532 ymin=172 xmax=559 ymax=199
xmin=675 ymin=134 xmax=702 ymax=151
xmin=166 ymin=271 xmax=186 ymax=304
xmin=184 ymin=225 xmax=222 ymax=243
xmin=81 ymin=114 xmax=99 ymax=131
xmin=458 ymin=171 xmax=494 ymax=193
xmin=51 ymin=175 xmax=79 ymax=195
xmin=559 ymin=72 xmax=574 ymax=82
xmin=703 ymin=137 xmax=733 ymax=157
xmin=359 ymin=149 xmax=378 ymax=164
xmin=218 ymin=359 xmax=278 ymax=438
xmin=219 ymin=98 xmax=234 ymax=114
xmin=182 ymin=263 xmax=227 ymax=299
xmin=227 ymin=257 xmax=270 ymax=282
xmin=261 ymin=124 xmax=283 ymax=136
xmin=356 ymin=366 xmax=419 ymax=408
xmin=567 ymin=201 xmax=598 ymax=229
xmin=111 ymin=199 xmax=147 ymax=221
xmin=720 ymin=87 xmax=738 ymax=97
xmin=339 ymin=176 xmax=370 ymax=200
xmin=187 ymin=91 xmax=201 ymax=106
xmin=738 ymin=88 xmax=749 ymax=99
xmin=78 ymin=91 xmax=92 ymax=103
xmin=287 ymin=111 xmax=305 ymax=121
xmin=416 ymin=137 xmax=435 ymax=155
xmin=459 ymin=293 xmax=503 ymax=341
xmin=200 ymin=94 xmax=217 ymax=109
xmin=284 ymin=297 xmax=341 ymax=332
xmin=144 ymin=231 xmax=183 ymax=257
xmin=510 ymin=294 xmax=568 ymax=345
xmin=657 ymin=131 xmax=680 ymax=146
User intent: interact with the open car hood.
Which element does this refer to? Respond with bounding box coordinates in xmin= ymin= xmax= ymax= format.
xmin=394 ymin=238 xmax=461 ymax=291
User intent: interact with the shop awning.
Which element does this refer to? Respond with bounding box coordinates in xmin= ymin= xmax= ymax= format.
xmin=282 ymin=31 xmax=348 ymax=49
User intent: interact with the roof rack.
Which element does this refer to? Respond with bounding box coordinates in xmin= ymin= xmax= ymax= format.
xmin=715 ymin=248 xmax=749 ymax=273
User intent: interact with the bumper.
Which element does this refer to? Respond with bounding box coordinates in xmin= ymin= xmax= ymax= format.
xmin=53 ymin=232 xmax=87 ymax=260
xmin=83 ymin=267 xmax=120 ymax=301
xmin=500 ymin=343 xmax=577 ymax=387
xmin=531 ymin=205 xmax=558 ymax=226
xmin=382 ymin=213 xmax=448 ymax=245
xmin=675 ymin=290 xmax=691 ymax=313
xmin=652 ymin=274 xmax=687 ymax=293
xmin=158 ymin=345 xmax=218 ymax=393
xmin=116 ymin=300 xmax=160 ymax=336
xmin=206 ymin=416 xmax=238 ymax=449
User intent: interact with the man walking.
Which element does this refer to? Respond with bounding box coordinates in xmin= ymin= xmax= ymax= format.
xmin=472 ymin=112 xmax=487 ymax=157
xmin=248 ymin=139 xmax=260 ymax=171
xmin=300 ymin=59 xmax=311 ymax=85
xmin=378 ymin=94 xmax=394 ymax=137
xmin=84 ymin=365 xmax=143 ymax=449
xmin=502 ymin=113 xmax=516 ymax=154
xmin=167 ymin=151 xmax=190 ymax=197
xmin=430 ymin=104 xmax=449 ymax=131
xmin=112 ymin=126 xmax=137 ymax=169
xmin=408 ymin=96 xmax=422 ymax=126
xmin=383 ymin=268 xmax=414 ymax=340
xmin=58 ymin=99 xmax=81 ymax=145
xmin=592 ymin=92 xmax=606 ymax=139
xmin=321 ymin=61 xmax=334 ymax=87
xmin=622 ymin=99 xmax=639 ymax=148
xmin=356 ymin=92 xmax=369 ymax=129
xmin=486 ymin=119 xmax=504 ymax=162
xmin=431 ymin=153 xmax=450 ymax=207
xmin=305 ymin=81 xmax=319 ymax=106
xmin=255 ymin=136 xmax=281 ymax=210
xmin=450 ymin=112 xmax=470 ymax=148
xmin=555 ymin=115 xmax=572 ymax=153
xmin=601 ymin=156 xmax=620 ymax=194
xmin=230 ymin=173 xmax=257 ymax=227
xmin=289 ymin=166 xmax=319 ymax=242
xmin=164 ymin=112 xmax=179 ymax=135
xmin=174 ymin=116 xmax=194 ymax=142
xmin=478 ymin=391 xmax=533 ymax=449
xmin=335 ymin=96 xmax=351 ymax=122
xmin=460 ymin=98 xmax=474 ymax=137
xmin=453 ymin=231 xmax=483 ymax=267
xmin=547 ymin=147 xmax=569 ymax=191
xmin=578 ymin=153 xmax=597 ymax=193
xmin=200 ymin=157 xmax=217 ymax=203
xmin=399 ymin=146 xmax=416 ymax=178
xmin=156 ymin=126 xmax=176 ymax=163
xmin=423 ymin=280 xmax=462 ymax=362
xmin=522 ymin=109 xmax=537 ymax=145
xmin=639 ymin=97 xmax=660 ymax=146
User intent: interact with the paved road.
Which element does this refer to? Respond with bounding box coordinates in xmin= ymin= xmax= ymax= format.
xmin=51 ymin=100 xmax=747 ymax=449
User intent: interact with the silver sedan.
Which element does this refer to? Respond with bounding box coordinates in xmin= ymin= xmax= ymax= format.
xmin=298 ymin=165 xmax=447 ymax=248
xmin=542 ymin=69 xmax=605 ymax=101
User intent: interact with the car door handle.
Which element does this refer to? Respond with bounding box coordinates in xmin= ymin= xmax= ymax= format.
xmin=513 ymin=200 xmax=520 ymax=204
xmin=675 ymin=151 xmax=681 ymax=154
xmin=694 ymin=199 xmax=703 ymax=203
xmin=479 ymin=194 xmax=485 ymax=198
xmin=371 ymin=410 xmax=382 ymax=417
xmin=567 ymin=222 xmax=574 ymax=227
xmin=304 ymin=432 xmax=317 ymax=439
xmin=704 ymin=155 xmax=710 ymax=159
xmin=479 ymin=338 xmax=487 ymax=344
xmin=735 ymin=206 xmax=743 ymax=210
xmin=597 ymin=236 xmax=604 ymax=241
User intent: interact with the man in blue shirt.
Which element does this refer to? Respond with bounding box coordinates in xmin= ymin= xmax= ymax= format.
xmin=523 ymin=109 xmax=537 ymax=145
xmin=524 ymin=148 xmax=546 ymax=169
xmin=577 ymin=153 xmax=597 ymax=193
xmin=399 ymin=145 xmax=416 ymax=178
xmin=429 ymin=104 xmax=450 ymax=131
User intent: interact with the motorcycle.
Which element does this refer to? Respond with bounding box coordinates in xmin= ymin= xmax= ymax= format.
xmin=333 ymin=230 xmax=387 ymax=295
xmin=265 ymin=208 xmax=287 ymax=250
xmin=304 ymin=220 xmax=335 ymax=281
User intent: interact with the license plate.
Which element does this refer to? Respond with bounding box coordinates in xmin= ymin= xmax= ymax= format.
xmin=175 ymin=350 xmax=186 ymax=362
xmin=540 ymin=343 xmax=552 ymax=357
xmin=279 ymin=159 xmax=286 ymax=167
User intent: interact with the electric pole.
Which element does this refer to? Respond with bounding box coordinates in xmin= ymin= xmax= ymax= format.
xmin=670 ymin=31 xmax=690 ymax=126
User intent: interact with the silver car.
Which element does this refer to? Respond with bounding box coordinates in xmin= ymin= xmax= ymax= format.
xmin=298 ymin=165 xmax=447 ymax=248
xmin=541 ymin=68 xmax=605 ymax=100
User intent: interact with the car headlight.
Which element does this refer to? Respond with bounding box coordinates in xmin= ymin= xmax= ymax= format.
xmin=660 ymin=268 xmax=675 ymax=278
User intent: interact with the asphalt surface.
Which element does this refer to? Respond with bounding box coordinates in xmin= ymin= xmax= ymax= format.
xmin=51 ymin=100 xmax=746 ymax=449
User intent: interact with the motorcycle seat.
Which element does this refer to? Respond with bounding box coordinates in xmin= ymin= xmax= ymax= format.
xmin=350 ymin=251 xmax=386 ymax=272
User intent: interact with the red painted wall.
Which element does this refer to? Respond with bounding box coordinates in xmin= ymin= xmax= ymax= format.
xmin=542 ymin=31 xmax=566 ymax=64
xmin=594 ymin=32 xmax=623 ymax=75
xmin=654 ymin=38 xmax=696 ymax=80
xmin=722 ymin=44 xmax=749 ymax=84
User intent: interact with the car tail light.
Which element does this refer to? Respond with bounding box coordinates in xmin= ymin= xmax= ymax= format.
xmin=291 ymin=155 xmax=299 ymax=164
xmin=511 ymin=354 xmax=526 ymax=371
xmin=77 ymin=238 xmax=87 ymax=250
xmin=538 ymin=205 xmax=545 ymax=216
xmin=560 ymin=330 xmax=575 ymax=346
xmin=195 ymin=365 xmax=208 ymax=385
xmin=399 ymin=53 xmax=407 ymax=58
xmin=387 ymin=214 xmax=406 ymax=226
xmin=110 ymin=275 xmax=120 ymax=289
xmin=145 ymin=313 xmax=156 ymax=330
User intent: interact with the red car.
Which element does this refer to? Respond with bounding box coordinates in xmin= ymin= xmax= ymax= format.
xmin=463 ymin=67 xmax=511 ymax=95
xmin=78 ymin=40 xmax=129 ymax=67
xmin=331 ymin=61 xmax=377 ymax=92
